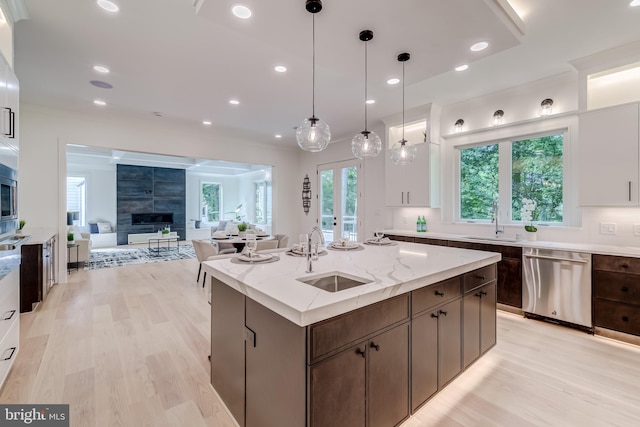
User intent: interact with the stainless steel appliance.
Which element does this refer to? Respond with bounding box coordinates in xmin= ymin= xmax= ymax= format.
xmin=0 ymin=163 xmax=17 ymax=221
xmin=522 ymin=247 xmax=592 ymax=329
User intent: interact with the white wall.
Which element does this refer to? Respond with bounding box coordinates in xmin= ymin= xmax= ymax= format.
xmin=19 ymin=104 xmax=301 ymax=281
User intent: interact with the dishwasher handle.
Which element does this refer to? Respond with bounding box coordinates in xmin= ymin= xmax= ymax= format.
xmin=523 ymin=253 xmax=588 ymax=264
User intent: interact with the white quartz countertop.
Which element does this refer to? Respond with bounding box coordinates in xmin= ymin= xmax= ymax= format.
xmin=385 ymin=229 xmax=640 ymax=258
xmin=202 ymin=242 xmax=501 ymax=327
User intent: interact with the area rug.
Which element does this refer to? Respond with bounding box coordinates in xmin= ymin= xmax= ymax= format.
xmin=89 ymin=243 xmax=196 ymax=270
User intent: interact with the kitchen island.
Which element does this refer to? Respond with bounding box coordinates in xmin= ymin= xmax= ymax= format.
xmin=203 ymin=242 xmax=501 ymax=427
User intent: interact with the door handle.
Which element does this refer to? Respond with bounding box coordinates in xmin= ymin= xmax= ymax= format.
xmin=370 ymin=342 xmax=380 ymax=351
xmin=523 ymin=254 xmax=588 ymax=264
xmin=355 ymin=347 xmax=366 ymax=358
xmin=434 ymin=290 xmax=444 ymax=297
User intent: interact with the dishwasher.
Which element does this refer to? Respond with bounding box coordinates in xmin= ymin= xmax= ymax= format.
xmin=522 ymin=247 xmax=592 ymax=330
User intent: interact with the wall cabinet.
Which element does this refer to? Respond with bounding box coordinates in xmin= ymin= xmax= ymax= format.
xmin=592 ymin=254 xmax=640 ymax=337
xmin=0 ymin=55 xmax=18 ymax=149
xmin=579 ymin=103 xmax=640 ymax=206
xmin=385 ymin=143 xmax=439 ymax=207
xmin=411 ymin=276 xmax=462 ymax=411
xmin=463 ymin=266 xmax=497 ymax=368
xmin=20 ymin=235 xmax=57 ymax=313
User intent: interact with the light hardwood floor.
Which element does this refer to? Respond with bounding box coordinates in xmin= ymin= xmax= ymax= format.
xmin=1 ymin=259 xmax=639 ymax=426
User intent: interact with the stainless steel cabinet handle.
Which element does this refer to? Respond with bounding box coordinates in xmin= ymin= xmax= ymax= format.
xmin=523 ymin=253 xmax=588 ymax=264
xmin=407 ymin=192 xmax=410 ymax=204
xmin=401 ymin=192 xmax=404 ymax=204
xmin=3 ymin=310 xmax=16 ymax=320
xmin=629 ymin=181 xmax=632 ymax=202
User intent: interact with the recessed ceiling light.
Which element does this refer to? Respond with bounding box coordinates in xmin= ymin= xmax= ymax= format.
xmin=455 ymin=64 xmax=469 ymax=71
xmin=470 ymin=41 xmax=489 ymax=52
xmin=93 ymin=65 xmax=110 ymax=73
xmin=232 ymin=5 xmax=252 ymax=19
xmin=93 ymin=100 xmax=106 ymax=106
xmin=274 ymin=65 xmax=287 ymax=73
xmin=97 ymin=0 xmax=119 ymax=13
xmin=229 ymin=99 xmax=240 ymax=105
xmin=203 ymin=120 xmax=212 ymax=125
xmin=275 ymin=134 xmax=282 ymax=139
xmin=631 ymin=0 xmax=640 ymax=6
xmin=366 ymin=99 xmax=375 ymax=104
xmin=387 ymin=78 xmax=400 ymax=85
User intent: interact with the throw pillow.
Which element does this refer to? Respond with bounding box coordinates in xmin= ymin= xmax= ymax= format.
xmin=97 ymin=222 xmax=112 ymax=233
xmin=88 ymin=223 xmax=99 ymax=234
xmin=217 ymin=220 xmax=228 ymax=231
xmin=224 ymin=221 xmax=239 ymax=233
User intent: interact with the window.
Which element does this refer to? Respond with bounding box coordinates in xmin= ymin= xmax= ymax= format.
xmin=201 ymin=182 xmax=222 ymax=222
xmin=66 ymin=176 xmax=87 ymax=226
xmin=255 ymin=181 xmax=272 ymax=224
xmin=458 ymin=133 xmax=564 ymax=225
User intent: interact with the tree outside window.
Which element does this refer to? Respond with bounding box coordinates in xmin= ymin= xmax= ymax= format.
xmin=460 ymin=144 xmax=498 ymax=220
xmin=66 ymin=176 xmax=86 ymax=226
xmin=202 ymin=183 xmax=221 ymax=222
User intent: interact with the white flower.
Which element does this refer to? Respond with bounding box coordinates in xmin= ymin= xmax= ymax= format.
xmin=521 ymin=198 xmax=537 ymax=225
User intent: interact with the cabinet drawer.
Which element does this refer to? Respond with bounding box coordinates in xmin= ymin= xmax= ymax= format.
xmin=593 ymin=271 xmax=640 ymax=305
xmin=412 ymin=277 xmax=461 ymax=316
xmin=308 ymin=294 xmax=409 ymax=363
xmin=593 ymin=254 xmax=640 ymax=275
xmin=0 ymin=317 xmax=19 ymax=387
xmin=414 ymin=237 xmax=448 ymax=247
xmin=386 ymin=235 xmax=415 ymax=243
xmin=0 ymin=284 xmax=19 ymax=343
xmin=463 ymin=265 xmax=496 ymax=293
xmin=594 ymin=299 xmax=640 ymax=336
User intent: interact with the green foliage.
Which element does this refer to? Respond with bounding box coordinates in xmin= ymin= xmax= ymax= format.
xmin=67 ymin=232 xmax=74 ymax=242
xmin=525 ymin=224 xmax=538 ymax=232
xmin=460 ymin=144 xmax=498 ymax=220
xmin=511 ymin=135 xmax=563 ymax=223
xmin=161 ymin=229 xmax=170 ymax=235
xmin=225 ymin=203 xmax=244 ymax=221
xmin=202 ymin=183 xmax=221 ymax=222
xmin=18 ymin=219 xmax=26 ymax=230
xmin=237 ymin=222 xmax=248 ymax=232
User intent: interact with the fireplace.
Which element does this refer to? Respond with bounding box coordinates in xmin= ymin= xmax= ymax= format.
xmin=131 ymin=213 xmax=174 ymax=225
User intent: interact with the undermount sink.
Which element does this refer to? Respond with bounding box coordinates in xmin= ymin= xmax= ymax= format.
xmin=297 ymin=272 xmax=372 ymax=293
xmin=0 ymin=244 xmax=17 ymax=251
xmin=464 ymin=236 xmax=520 ymax=243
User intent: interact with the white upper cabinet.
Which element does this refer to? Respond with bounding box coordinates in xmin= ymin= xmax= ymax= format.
xmin=579 ymin=103 xmax=640 ymax=206
xmin=385 ymin=142 xmax=440 ymax=207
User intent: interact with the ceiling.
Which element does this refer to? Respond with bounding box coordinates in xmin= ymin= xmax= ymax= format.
xmin=12 ymin=0 xmax=640 ymax=148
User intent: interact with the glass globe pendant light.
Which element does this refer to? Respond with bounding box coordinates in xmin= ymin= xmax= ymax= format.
xmin=296 ymin=0 xmax=331 ymax=152
xmin=352 ymin=30 xmax=381 ymax=159
xmin=390 ymin=52 xmax=417 ymax=166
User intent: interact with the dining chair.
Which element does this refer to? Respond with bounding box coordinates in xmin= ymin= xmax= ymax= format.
xmin=255 ymin=239 xmax=278 ymax=252
xmin=192 ymin=239 xmax=236 ymax=287
xmin=274 ymin=234 xmax=289 ymax=248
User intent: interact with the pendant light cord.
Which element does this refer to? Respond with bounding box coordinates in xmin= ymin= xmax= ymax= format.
xmin=402 ymin=60 xmax=405 ymax=143
xmin=312 ymin=13 xmax=316 ymax=118
xmin=364 ymin=39 xmax=368 ymax=132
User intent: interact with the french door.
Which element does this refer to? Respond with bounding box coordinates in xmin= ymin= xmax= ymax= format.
xmin=317 ymin=159 xmax=362 ymax=244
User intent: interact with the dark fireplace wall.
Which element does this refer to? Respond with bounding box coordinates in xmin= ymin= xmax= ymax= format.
xmin=116 ymin=164 xmax=186 ymax=245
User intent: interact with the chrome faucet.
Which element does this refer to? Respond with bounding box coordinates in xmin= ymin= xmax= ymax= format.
xmin=491 ymin=199 xmax=504 ymax=237
xmin=306 ymin=226 xmax=325 ymax=273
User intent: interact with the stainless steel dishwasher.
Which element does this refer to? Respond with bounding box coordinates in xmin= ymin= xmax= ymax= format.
xmin=522 ymin=247 xmax=592 ymax=329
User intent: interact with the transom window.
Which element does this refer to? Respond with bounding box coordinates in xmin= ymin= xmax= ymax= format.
xmin=458 ymin=133 xmax=564 ymax=225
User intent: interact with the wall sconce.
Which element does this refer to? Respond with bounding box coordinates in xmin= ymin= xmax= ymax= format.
xmin=540 ymin=98 xmax=554 ymax=116
xmin=492 ymin=110 xmax=504 ymax=126
xmin=454 ymin=119 xmax=464 ymax=133
xmin=302 ymin=174 xmax=311 ymax=215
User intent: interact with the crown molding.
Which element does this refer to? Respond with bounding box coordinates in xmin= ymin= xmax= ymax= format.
xmin=0 ymin=0 xmax=28 ymax=26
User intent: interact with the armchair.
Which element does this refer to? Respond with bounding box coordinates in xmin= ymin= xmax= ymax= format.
xmin=68 ymin=228 xmax=91 ymax=268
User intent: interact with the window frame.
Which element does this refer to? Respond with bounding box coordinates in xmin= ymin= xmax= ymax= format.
xmin=254 ymin=180 xmax=272 ymax=225
xmin=453 ymin=126 xmax=574 ymax=227
xmin=200 ymin=181 xmax=223 ymax=223
xmin=66 ymin=175 xmax=87 ymax=226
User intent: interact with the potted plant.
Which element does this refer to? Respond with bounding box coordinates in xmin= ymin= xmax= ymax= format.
xmin=237 ymin=222 xmax=248 ymax=237
xmin=521 ymin=198 xmax=538 ymax=240
xmin=67 ymin=232 xmax=75 ymax=245
xmin=16 ymin=219 xmax=26 ymax=234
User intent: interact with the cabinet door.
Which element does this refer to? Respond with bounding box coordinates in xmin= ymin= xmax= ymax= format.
xmin=245 ymin=298 xmax=306 ymax=427
xmin=480 ymin=282 xmax=497 ymax=354
xmin=497 ymin=257 xmax=522 ymax=308
xmin=210 ymin=279 xmax=246 ymax=426
xmin=384 ymin=157 xmax=406 ymax=207
xmin=368 ymin=323 xmax=410 ymax=427
xmin=462 ymin=291 xmax=481 ymax=368
xmin=403 ymin=143 xmax=429 ymax=207
xmin=309 ymin=343 xmax=366 ymax=427
xmin=438 ymin=299 xmax=462 ymax=387
xmin=411 ymin=312 xmax=438 ymax=411
xmin=579 ymin=103 xmax=639 ymax=206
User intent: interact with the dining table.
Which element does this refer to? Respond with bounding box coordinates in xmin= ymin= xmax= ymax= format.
xmin=211 ymin=234 xmax=272 ymax=252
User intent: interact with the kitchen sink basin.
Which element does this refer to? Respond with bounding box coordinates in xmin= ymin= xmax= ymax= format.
xmin=464 ymin=236 xmax=520 ymax=243
xmin=297 ymin=272 xmax=372 ymax=293
xmin=0 ymin=244 xmax=17 ymax=251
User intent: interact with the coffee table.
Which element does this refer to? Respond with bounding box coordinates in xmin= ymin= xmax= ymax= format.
xmin=148 ymin=236 xmax=179 ymax=254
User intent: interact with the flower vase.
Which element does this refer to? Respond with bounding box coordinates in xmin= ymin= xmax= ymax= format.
xmin=15 ymin=229 xmax=22 ymax=235
xmin=158 ymin=230 xmax=162 ymax=237
xmin=525 ymin=231 xmax=537 ymax=241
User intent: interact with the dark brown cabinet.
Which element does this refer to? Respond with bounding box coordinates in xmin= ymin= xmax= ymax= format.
xmin=592 ymin=254 xmax=640 ymax=336
xmin=20 ymin=235 xmax=57 ymax=313
xmin=463 ymin=267 xmax=497 ymax=368
xmin=411 ymin=298 xmax=461 ymax=411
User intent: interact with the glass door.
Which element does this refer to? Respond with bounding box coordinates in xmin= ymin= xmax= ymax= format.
xmin=318 ymin=159 xmax=361 ymax=244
